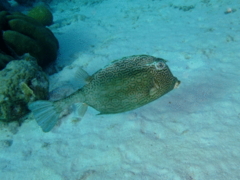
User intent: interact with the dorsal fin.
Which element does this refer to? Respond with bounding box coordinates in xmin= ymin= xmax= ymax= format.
xmin=74 ymin=67 xmax=91 ymax=89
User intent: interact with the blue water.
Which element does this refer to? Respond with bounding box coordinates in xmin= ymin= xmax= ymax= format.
xmin=0 ymin=0 xmax=240 ymax=179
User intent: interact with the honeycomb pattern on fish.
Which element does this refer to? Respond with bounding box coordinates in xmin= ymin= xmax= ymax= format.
xmin=80 ymin=55 xmax=180 ymax=114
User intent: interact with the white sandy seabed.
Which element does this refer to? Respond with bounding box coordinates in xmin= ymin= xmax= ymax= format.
xmin=1 ymin=0 xmax=240 ymax=179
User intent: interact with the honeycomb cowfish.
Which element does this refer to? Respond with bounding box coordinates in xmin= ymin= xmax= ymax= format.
xmin=28 ymin=55 xmax=180 ymax=132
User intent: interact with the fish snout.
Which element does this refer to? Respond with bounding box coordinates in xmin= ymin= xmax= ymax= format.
xmin=174 ymin=79 xmax=181 ymax=89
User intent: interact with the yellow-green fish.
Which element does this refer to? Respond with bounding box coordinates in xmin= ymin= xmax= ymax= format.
xmin=28 ymin=55 xmax=180 ymax=132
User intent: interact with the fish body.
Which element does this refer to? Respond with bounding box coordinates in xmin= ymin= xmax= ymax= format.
xmin=28 ymin=55 xmax=180 ymax=132
xmin=81 ymin=55 xmax=179 ymax=113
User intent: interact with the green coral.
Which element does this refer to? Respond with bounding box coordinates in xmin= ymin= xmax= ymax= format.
xmin=3 ymin=30 xmax=43 ymax=61
xmin=27 ymin=5 xmax=53 ymax=26
xmin=0 ymin=11 xmax=58 ymax=68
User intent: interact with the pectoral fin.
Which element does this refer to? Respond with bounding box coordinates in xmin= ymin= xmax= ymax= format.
xmin=149 ymin=79 xmax=159 ymax=96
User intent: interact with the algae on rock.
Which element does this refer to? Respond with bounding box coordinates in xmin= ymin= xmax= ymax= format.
xmin=0 ymin=55 xmax=49 ymax=122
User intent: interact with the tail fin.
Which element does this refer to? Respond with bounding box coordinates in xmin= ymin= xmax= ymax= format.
xmin=28 ymin=100 xmax=59 ymax=132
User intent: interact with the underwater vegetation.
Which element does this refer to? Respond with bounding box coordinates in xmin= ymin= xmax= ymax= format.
xmin=0 ymin=7 xmax=58 ymax=70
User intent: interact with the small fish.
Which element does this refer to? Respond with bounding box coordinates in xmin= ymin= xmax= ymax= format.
xmin=28 ymin=55 xmax=180 ymax=132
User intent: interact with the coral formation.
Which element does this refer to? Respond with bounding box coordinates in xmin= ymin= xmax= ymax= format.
xmin=27 ymin=4 xmax=53 ymax=26
xmin=0 ymin=55 xmax=49 ymax=122
xmin=0 ymin=11 xmax=58 ymax=69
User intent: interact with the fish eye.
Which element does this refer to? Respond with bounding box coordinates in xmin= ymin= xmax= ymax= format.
xmin=155 ymin=62 xmax=166 ymax=70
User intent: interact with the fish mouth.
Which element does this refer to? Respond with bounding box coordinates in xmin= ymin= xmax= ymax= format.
xmin=174 ymin=79 xmax=181 ymax=89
